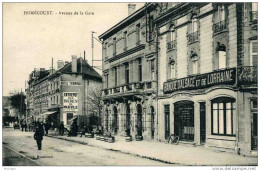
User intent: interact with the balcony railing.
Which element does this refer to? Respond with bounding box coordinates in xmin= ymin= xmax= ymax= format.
xmin=213 ymin=20 xmax=227 ymax=34
xmin=187 ymin=31 xmax=199 ymax=44
xmin=167 ymin=40 xmax=176 ymax=50
xmin=126 ymin=84 xmax=132 ymax=91
xmin=238 ymin=66 xmax=258 ymax=85
xmin=250 ymin=11 xmax=258 ymax=24
xmin=114 ymin=87 xmax=120 ymax=93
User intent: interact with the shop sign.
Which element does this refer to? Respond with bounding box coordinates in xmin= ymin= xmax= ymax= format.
xmin=163 ymin=68 xmax=236 ymax=94
xmin=63 ymin=92 xmax=78 ymax=111
xmin=61 ymin=81 xmax=82 ymax=86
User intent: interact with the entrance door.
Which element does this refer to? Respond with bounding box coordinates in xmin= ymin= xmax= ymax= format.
xmin=137 ymin=104 xmax=142 ymax=136
xmin=200 ymin=102 xmax=206 ymax=144
xmin=113 ymin=107 xmax=118 ymax=134
xmin=252 ymin=112 xmax=258 ymax=150
xmin=151 ymin=106 xmax=155 ymax=139
xmin=174 ymin=101 xmax=194 ymax=142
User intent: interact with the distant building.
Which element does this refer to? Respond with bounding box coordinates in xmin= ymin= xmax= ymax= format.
xmin=26 ymin=56 xmax=102 ymax=127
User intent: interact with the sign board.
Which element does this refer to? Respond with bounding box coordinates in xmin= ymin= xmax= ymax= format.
xmin=63 ymin=92 xmax=78 ymax=111
xmin=163 ymin=68 xmax=236 ymax=94
xmin=61 ymin=81 xmax=82 ymax=86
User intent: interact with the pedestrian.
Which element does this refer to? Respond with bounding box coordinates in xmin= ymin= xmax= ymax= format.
xmin=34 ymin=125 xmax=44 ymax=150
xmin=21 ymin=120 xmax=26 ymax=132
xmin=44 ymin=122 xmax=50 ymax=135
xmin=58 ymin=121 xmax=64 ymax=136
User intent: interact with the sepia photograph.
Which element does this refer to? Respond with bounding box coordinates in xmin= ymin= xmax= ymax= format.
xmin=2 ymin=1 xmax=258 ymax=168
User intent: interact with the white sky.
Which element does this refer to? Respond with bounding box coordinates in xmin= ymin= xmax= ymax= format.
xmin=3 ymin=3 xmax=144 ymax=96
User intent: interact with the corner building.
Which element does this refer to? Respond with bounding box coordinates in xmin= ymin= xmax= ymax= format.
xmin=99 ymin=4 xmax=158 ymax=140
xmin=155 ymin=3 xmax=257 ymax=156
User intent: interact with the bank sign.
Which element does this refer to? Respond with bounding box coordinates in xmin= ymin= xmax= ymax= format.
xmin=163 ymin=68 xmax=236 ymax=94
xmin=63 ymin=92 xmax=78 ymax=111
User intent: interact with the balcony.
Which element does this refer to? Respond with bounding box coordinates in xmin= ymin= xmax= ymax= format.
xmin=167 ymin=40 xmax=176 ymax=51
xmin=213 ymin=20 xmax=227 ymax=34
xmin=238 ymin=66 xmax=258 ymax=86
xmin=250 ymin=11 xmax=258 ymax=23
xmin=187 ymin=31 xmax=199 ymax=44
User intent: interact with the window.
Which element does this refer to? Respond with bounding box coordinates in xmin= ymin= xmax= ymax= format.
xmin=57 ymin=95 xmax=59 ymax=104
xmin=252 ymin=2 xmax=258 ymax=12
xmin=192 ymin=60 xmax=198 ymax=75
xmin=149 ymin=16 xmax=154 ymax=40
xmin=125 ymin=63 xmax=129 ymax=84
xmin=124 ymin=31 xmax=127 ymax=51
xmin=136 ymin=24 xmax=141 ymax=44
xmin=151 ymin=59 xmax=155 ymax=80
xmin=113 ymin=38 xmax=116 ymax=56
xmin=218 ymin=5 xmax=226 ymax=22
xmin=192 ymin=18 xmax=198 ymax=33
xmin=211 ymin=97 xmax=236 ymax=136
xmin=171 ymin=29 xmax=176 ymax=42
xmin=138 ymin=58 xmax=142 ymax=82
xmin=164 ymin=105 xmax=170 ymax=139
xmin=250 ymin=41 xmax=258 ymax=66
xmin=218 ymin=51 xmax=227 ymax=69
xmin=105 ymin=74 xmax=109 ymax=89
xmin=114 ymin=67 xmax=117 ymax=86
xmin=104 ymin=43 xmax=108 ymax=60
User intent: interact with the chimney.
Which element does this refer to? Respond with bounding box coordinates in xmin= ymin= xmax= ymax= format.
xmin=65 ymin=61 xmax=69 ymax=65
xmin=128 ymin=4 xmax=136 ymax=16
xmin=49 ymin=67 xmax=55 ymax=75
xmin=57 ymin=60 xmax=64 ymax=70
xmin=72 ymin=55 xmax=77 ymax=73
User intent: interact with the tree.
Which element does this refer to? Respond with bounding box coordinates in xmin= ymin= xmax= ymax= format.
xmin=9 ymin=91 xmax=26 ymax=118
xmin=86 ymin=84 xmax=102 ymax=126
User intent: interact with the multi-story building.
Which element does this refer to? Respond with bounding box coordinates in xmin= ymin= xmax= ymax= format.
xmin=155 ymin=2 xmax=257 ymax=156
xmin=26 ymin=56 xmax=102 ymax=127
xmin=99 ymin=3 xmax=158 ymax=140
xmin=100 ymin=2 xmax=257 ymax=156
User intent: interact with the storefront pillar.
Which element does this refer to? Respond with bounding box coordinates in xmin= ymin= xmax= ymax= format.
xmin=170 ymin=103 xmax=174 ymax=135
xmin=194 ymin=102 xmax=200 ymax=145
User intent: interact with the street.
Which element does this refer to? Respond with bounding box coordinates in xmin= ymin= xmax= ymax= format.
xmin=3 ymin=128 xmax=169 ymax=166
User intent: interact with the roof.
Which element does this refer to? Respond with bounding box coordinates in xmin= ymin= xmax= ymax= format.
xmin=99 ymin=3 xmax=155 ymax=40
xmin=59 ymin=57 xmax=102 ymax=80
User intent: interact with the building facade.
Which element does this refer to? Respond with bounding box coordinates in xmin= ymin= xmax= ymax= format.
xmin=99 ymin=4 xmax=158 ymax=140
xmin=26 ymin=56 xmax=102 ymax=127
xmin=155 ymin=2 xmax=257 ymax=156
xmin=100 ymin=2 xmax=257 ymax=156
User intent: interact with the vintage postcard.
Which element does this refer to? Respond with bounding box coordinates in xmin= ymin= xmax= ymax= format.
xmin=2 ymin=2 xmax=258 ymax=168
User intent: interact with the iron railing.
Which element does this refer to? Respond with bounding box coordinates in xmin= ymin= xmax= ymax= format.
xmin=167 ymin=40 xmax=176 ymax=50
xmin=213 ymin=20 xmax=227 ymax=34
xmin=187 ymin=31 xmax=199 ymax=44
xmin=238 ymin=66 xmax=258 ymax=85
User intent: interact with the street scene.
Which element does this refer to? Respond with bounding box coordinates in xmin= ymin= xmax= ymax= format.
xmin=3 ymin=2 xmax=258 ymax=167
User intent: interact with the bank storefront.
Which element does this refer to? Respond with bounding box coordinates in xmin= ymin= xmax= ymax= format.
xmin=159 ymin=68 xmax=239 ymax=152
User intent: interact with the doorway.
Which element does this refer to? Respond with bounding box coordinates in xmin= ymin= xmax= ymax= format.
xmin=174 ymin=101 xmax=194 ymax=142
xmin=137 ymin=104 xmax=142 ymax=136
xmin=151 ymin=106 xmax=155 ymax=139
xmin=252 ymin=112 xmax=258 ymax=150
xmin=113 ymin=106 xmax=118 ymax=134
xmin=126 ymin=104 xmax=131 ymax=136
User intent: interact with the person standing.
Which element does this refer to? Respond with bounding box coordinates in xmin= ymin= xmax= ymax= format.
xmin=34 ymin=125 xmax=44 ymax=150
xmin=59 ymin=121 xmax=64 ymax=136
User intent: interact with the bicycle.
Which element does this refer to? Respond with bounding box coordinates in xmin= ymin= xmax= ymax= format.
xmin=167 ymin=134 xmax=179 ymax=145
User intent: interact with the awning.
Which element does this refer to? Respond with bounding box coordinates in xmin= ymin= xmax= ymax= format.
xmin=69 ymin=116 xmax=78 ymax=122
xmin=40 ymin=111 xmax=56 ymax=116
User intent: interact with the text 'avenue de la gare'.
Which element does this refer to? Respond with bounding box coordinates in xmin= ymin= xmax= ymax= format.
xmin=163 ymin=68 xmax=236 ymax=93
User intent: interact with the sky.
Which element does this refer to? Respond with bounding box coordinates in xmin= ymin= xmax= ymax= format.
xmin=3 ymin=2 xmax=144 ymax=96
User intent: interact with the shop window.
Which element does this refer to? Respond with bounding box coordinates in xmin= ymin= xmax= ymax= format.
xmin=211 ymin=97 xmax=236 ymax=136
xmin=250 ymin=40 xmax=258 ymax=67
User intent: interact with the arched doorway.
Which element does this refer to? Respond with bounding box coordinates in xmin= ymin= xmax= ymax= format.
xmin=136 ymin=104 xmax=143 ymax=136
xmin=113 ymin=106 xmax=118 ymax=134
xmin=151 ymin=106 xmax=155 ymax=139
xmin=126 ymin=104 xmax=131 ymax=136
xmin=174 ymin=101 xmax=194 ymax=142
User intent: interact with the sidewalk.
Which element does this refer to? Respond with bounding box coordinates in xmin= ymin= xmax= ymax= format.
xmin=46 ymin=131 xmax=257 ymax=166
